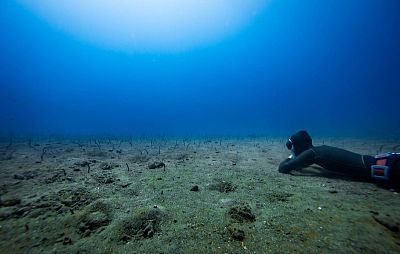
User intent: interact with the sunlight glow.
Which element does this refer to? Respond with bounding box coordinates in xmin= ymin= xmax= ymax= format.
xmin=18 ymin=0 xmax=269 ymax=52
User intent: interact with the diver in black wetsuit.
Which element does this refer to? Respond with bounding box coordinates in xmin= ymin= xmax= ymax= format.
xmin=278 ymin=130 xmax=400 ymax=187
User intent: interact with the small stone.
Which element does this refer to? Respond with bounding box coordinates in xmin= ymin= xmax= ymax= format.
xmin=228 ymin=204 xmax=255 ymax=223
xmin=120 ymin=183 xmax=131 ymax=188
xmin=13 ymin=174 xmax=25 ymax=180
xmin=230 ymin=228 xmax=245 ymax=241
xmin=148 ymin=162 xmax=165 ymax=169
xmin=62 ymin=237 xmax=72 ymax=245
xmin=190 ymin=185 xmax=199 ymax=192
xmin=0 ymin=198 xmax=21 ymax=207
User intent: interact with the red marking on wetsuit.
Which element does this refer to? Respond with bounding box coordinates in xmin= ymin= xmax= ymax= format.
xmin=376 ymin=159 xmax=387 ymax=166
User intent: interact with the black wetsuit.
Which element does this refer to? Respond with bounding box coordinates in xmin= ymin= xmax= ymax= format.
xmin=279 ymin=129 xmax=400 ymax=187
xmin=279 ymin=145 xmax=376 ymax=180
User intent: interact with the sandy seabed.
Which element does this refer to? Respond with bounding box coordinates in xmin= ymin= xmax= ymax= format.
xmin=0 ymin=137 xmax=400 ymax=254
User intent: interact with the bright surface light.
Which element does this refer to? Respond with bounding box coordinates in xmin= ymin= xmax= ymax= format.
xmin=18 ymin=0 xmax=269 ymax=52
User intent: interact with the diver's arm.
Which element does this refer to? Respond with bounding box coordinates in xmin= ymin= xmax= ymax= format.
xmin=278 ymin=158 xmax=293 ymax=174
xmin=278 ymin=149 xmax=316 ymax=174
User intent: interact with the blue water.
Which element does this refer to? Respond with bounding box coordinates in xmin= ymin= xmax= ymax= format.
xmin=1 ymin=0 xmax=399 ymax=138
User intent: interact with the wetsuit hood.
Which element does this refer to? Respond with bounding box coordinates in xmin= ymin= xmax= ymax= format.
xmin=287 ymin=130 xmax=313 ymax=156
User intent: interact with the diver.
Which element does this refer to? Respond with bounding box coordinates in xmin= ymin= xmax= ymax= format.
xmin=278 ymin=130 xmax=400 ymax=188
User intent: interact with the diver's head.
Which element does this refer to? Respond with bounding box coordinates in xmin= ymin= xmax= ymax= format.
xmin=286 ymin=130 xmax=313 ymax=156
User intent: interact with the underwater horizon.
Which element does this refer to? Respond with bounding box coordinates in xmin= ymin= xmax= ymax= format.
xmin=2 ymin=2 xmax=400 ymax=253
xmin=1 ymin=0 xmax=400 ymax=138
